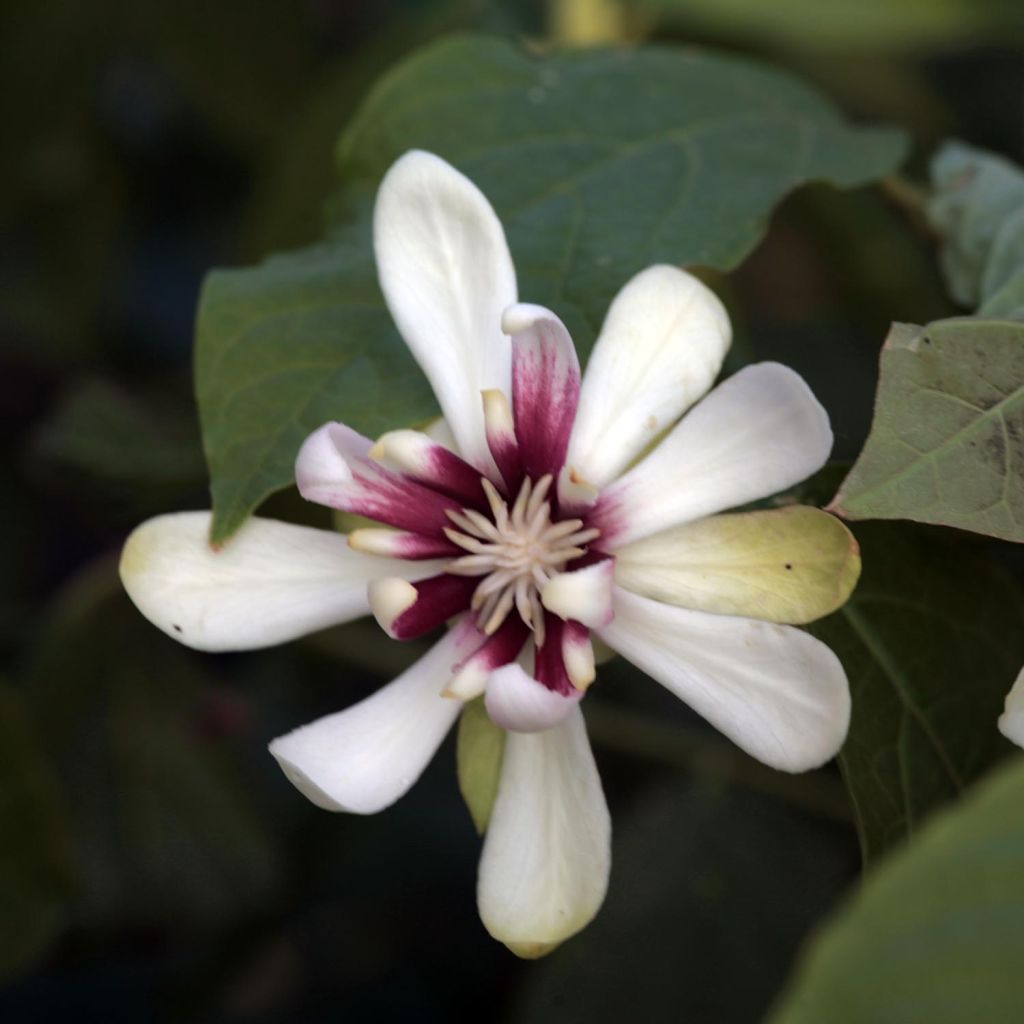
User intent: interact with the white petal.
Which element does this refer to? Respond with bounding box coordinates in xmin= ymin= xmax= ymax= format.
xmin=541 ymin=559 xmax=615 ymax=628
xmin=591 ymin=363 xmax=832 ymax=548
xmin=485 ymin=662 xmax=582 ymax=733
xmin=998 ymin=666 xmax=1024 ymax=748
xmin=565 ymin=265 xmax=731 ymax=491
xmin=374 ymin=151 xmax=517 ymax=473
xmin=269 ymin=622 xmax=480 ymax=813
xmin=477 ymin=706 xmax=610 ymax=957
xmin=119 ymin=512 xmax=443 ymax=652
xmin=598 ymin=588 xmax=850 ymax=772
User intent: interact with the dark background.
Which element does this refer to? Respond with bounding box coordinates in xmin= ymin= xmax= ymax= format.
xmin=2 ymin=1 xmax=1022 ymax=1021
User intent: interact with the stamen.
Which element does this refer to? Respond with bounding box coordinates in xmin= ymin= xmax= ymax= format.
xmin=440 ymin=472 xmax=601 ymax=642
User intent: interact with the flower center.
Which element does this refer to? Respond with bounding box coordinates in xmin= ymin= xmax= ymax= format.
xmin=443 ymin=475 xmax=599 ymax=646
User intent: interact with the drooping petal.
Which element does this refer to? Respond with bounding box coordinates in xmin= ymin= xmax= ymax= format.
xmin=591 ymin=363 xmax=832 ymax=548
xmin=477 ymin=707 xmax=610 ymax=957
xmin=598 ymin=588 xmax=850 ymax=773
xmin=269 ymin=621 xmax=481 ymax=813
xmin=613 ymin=507 xmax=861 ymax=624
xmin=506 ymin=303 xmax=581 ymax=480
xmin=369 ymin=429 xmax=486 ymax=506
xmin=374 ymin=150 xmax=517 ymax=474
xmin=295 ymin=422 xmax=462 ymax=537
xmin=485 ymin=661 xmax=582 ymax=733
xmin=119 ymin=512 xmax=443 ymax=652
xmin=369 ymin=573 xmax=478 ymax=640
xmin=541 ymin=558 xmax=615 ymax=629
xmin=998 ymin=666 xmax=1024 ymax=748
xmin=562 ymin=265 xmax=731 ymax=496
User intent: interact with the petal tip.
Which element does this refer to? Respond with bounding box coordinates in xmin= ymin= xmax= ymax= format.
xmin=368 ymin=577 xmax=418 ymax=637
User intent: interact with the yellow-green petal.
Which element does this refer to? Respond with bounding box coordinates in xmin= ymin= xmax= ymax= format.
xmin=613 ymin=506 xmax=860 ymax=625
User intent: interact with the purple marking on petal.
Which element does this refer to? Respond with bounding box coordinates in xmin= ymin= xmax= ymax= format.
xmin=583 ymin=489 xmax=630 ymax=549
xmin=509 ymin=308 xmax=581 ymax=481
xmin=454 ymin=615 xmax=529 ymax=674
xmin=296 ymin=422 xmax=463 ymax=537
xmin=390 ymin=574 xmax=478 ymax=640
xmin=392 ymin=532 xmax=464 ymax=560
xmin=421 ymin=444 xmax=490 ymax=507
xmin=534 ymin=614 xmax=577 ymax=696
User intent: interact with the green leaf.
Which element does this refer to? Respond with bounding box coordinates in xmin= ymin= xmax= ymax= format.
xmin=0 ymin=684 xmax=71 ymax=981
xmin=456 ymin=697 xmax=505 ymax=834
xmin=928 ymin=139 xmax=1024 ymax=312
xmin=830 ymin=318 xmax=1024 ymax=542
xmin=197 ymin=33 xmax=906 ymax=541
xmin=769 ymin=756 xmax=1024 ymax=1024
xmin=809 ymin=522 xmax=1024 ymax=861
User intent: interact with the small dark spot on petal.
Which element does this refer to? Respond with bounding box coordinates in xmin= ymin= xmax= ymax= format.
xmin=784 ymin=563 xmax=793 ymax=571
xmin=173 ymin=624 xmax=183 ymax=633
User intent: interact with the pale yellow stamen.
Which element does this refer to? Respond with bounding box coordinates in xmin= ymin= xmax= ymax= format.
xmin=444 ymin=476 xmax=600 ymax=644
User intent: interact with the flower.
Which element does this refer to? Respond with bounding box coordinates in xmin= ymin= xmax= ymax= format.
xmin=120 ymin=150 xmax=859 ymax=957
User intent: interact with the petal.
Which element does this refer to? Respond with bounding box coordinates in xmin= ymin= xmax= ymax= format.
xmin=506 ymin=303 xmax=581 ymax=480
xmin=541 ymin=559 xmax=616 ymax=629
xmin=564 ymin=265 xmax=731 ymax=492
xmin=369 ymin=573 xmax=478 ymax=640
xmin=613 ymin=507 xmax=861 ymax=625
xmin=998 ymin=666 xmax=1024 ymax=748
xmin=374 ymin=151 xmax=517 ymax=474
xmin=370 ymin=429 xmax=486 ymax=506
xmin=348 ymin=528 xmax=459 ymax=561
xmin=598 ymin=588 xmax=850 ymax=772
xmin=485 ymin=661 xmax=582 ymax=733
xmin=269 ymin=621 xmax=480 ymax=813
xmin=295 ymin=422 xmax=462 ymax=537
xmin=446 ymin=616 xmax=530 ymax=700
xmin=477 ymin=706 xmax=610 ymax=957
xmin=119 ymin=511 xmax=443 ymax=652
xmin=590 ymin=363 xmax=832 ymax=548
xmin=562 ymin=621 xmax=596 ymax=691
xmin=482 ymin=388 xmax=522 ymax=494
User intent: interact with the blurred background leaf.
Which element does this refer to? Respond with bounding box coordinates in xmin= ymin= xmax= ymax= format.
xmin=769 ymin=755 xmax=1024 ymax=1023
xmin=0 ymin=685 xmax=71 ymax=982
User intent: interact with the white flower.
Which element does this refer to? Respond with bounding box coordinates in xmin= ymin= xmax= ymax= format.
xmin=120 ymin=150 xmax=858 ymax=957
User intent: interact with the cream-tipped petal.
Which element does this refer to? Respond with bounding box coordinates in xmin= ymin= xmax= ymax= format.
xmin=562 ymin=624 xmax=596 ymax=691
xmin=541 ymin=560 xmax=615 ymax=628
xmin=599 ymin=588 xmax=850 ymax=773
xmin=369 ymin=428 xmax=484 ymax=504
xmin=269 ymin=622 xmax=480 ymax=813
xmin=119 ymin=512 xmax=442 ymax=652
xmin=374 ymin=151 xmax=516 ymax=474
xmin=566 ymin=265 xmax=731 ymax=489
xmin=613 ymin=507 xmax=861 ymax=624
xmin=556 ymin=464 xmax=599 ymax=515
xmin=484 ymin=662 xmax=582 ymax=733
xmin=477 ymin=706 xmax=610 ymax=956
xmin=482 ymin=388 xmax=521 ymax=492
xmin=998 ymin=666 xmax=1024 ymax=748
xmin=591 ymin=363 xmax=833 ymax=548
xmin=368 ymin=577 xmax=418 ymax=637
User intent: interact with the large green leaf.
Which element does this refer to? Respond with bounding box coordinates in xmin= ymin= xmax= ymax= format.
xmin=829 ymin=318 xmax=1024 ymax=541
xmin=0 ymin=685 xmax=70 ymax=981
xmin=809 ymin=521 xmax=1024 ymax=861
xmin=769 ymin=756 xmax=1024 ymax=1023
xmin=197 ymin=33 xmax=905 ymax=542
